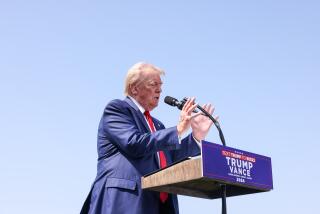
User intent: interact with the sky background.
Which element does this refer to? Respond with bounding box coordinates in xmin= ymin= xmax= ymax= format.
xmin=0 ymin=0 xmax=319 ymax=213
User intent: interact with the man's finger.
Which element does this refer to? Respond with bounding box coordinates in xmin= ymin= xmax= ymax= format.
xmin=187 ymin=103 xmax=198 ymax=114
xmin=209 ymin=105 xmax=215 ymax=115
xmin=190 ymin=112 xmax=202 ymax=119
xmin=185 ymin=97 xmax=195 ymax=112
xmin=182 ymin=97 xmax=191 ymax=110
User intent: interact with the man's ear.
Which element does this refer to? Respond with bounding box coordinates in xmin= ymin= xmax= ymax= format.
xmin=130 ymin=84 xmax=138 ymax=96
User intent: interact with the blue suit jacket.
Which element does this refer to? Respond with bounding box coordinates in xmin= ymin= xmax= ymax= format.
xmin=81 ymin=97 xmax=200 ymax=214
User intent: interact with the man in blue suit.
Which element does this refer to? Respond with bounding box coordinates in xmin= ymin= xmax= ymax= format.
xmin=81 ymin=62 xmax=215 ymax=214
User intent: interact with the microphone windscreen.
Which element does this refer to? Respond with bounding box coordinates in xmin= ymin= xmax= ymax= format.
xmin=164 ymin=96 xmax=178 ymax=106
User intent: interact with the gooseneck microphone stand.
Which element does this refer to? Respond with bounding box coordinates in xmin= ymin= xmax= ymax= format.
xmin=165 ymin=96 xmax=228 ymax=214
xmin=196 ymin=104 xmax=227 ymax=214
xmin=196 ymin=104 xmax=226 ymax=146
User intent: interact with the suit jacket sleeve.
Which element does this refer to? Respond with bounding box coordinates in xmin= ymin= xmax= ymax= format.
xmin=152 ymin=117 xmax=201 ymax=161
xmin=102 ymin=100 xmax=182 ymax=158
xmin=172 ymin=134 xmax=201 ymax=162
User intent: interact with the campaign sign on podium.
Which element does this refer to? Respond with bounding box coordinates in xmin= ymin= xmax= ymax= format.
xmin=142 ymin=141 xmax=273 ymax=199
xmin=202 ymin=140 xmax=273 ymax=192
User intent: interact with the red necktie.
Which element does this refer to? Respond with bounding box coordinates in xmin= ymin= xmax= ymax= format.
xmin=144 ymin=111 xmax=168 ymax=203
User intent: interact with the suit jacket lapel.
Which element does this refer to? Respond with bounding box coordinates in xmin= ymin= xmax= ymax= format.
xmin=124 ymin=97 xmax=164 ymax=168
xmin=124 ymin=97 xmax=150 ymax=132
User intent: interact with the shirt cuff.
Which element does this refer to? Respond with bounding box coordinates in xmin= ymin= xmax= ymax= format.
xmin=192 ymin=134 xmax=202 ymax=148
xmin=178 ymin=134 xmax=182 ymax=144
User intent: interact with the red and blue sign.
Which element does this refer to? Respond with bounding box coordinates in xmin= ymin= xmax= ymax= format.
xmin=202 ymin=141 xmax=273 ymax=191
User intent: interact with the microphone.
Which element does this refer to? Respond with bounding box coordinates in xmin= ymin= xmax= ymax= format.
xmin=164 ymin=96 xmax=198 ymax=113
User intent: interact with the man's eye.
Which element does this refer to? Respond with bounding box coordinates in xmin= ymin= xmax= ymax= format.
xmin=148 ymin=82 xmax=162 ymax=87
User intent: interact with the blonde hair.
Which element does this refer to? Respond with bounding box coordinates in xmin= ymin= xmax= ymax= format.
xmin=124 ymin=62 xmax=165 ymax=96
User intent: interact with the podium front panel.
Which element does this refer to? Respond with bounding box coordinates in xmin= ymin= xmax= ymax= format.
xmin=202 ymin=141 xmax=273 ymax=191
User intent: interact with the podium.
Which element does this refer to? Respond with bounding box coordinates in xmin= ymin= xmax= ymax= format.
xmin=142 ymin=141 xmax=273 ymax=200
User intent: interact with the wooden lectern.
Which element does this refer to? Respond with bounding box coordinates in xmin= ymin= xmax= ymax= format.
xmin=142 ymin=141 xmax=273 ymax=200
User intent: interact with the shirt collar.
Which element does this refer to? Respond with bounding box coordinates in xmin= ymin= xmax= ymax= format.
xmin=128 ymin=96 xmax=146 ymax=114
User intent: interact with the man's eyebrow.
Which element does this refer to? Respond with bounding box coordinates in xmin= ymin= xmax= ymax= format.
xmin=148 ymin=80 xmax=163 ymax=84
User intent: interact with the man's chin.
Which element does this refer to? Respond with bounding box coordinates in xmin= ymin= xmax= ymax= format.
xmin=149 ymin=103 xmax=158 ymax=111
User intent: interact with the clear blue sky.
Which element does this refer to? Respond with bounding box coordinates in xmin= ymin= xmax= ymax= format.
xmin=1 ymin=0 xmax=319 ymax=213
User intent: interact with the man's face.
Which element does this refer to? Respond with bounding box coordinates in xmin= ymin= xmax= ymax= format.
xmin=134 ymin=72 xmax=163 ymax=111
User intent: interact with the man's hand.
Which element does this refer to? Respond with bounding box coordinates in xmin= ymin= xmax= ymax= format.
xmin=191 ymin=104 xmax=217 ymax=141
xmin=176 ymin=97 xmax=198 ymax=136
